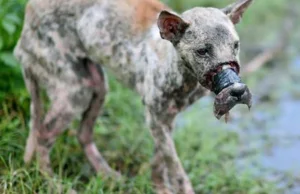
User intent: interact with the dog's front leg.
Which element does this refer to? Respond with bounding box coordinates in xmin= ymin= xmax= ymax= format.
xmin=146 ymin=111 xmax=195 ymax=194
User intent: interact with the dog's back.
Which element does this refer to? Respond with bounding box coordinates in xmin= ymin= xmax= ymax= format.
xmin=25 ymin=0 xmax=164 ymax=28
xmin=14 ymin=0 xmax=166 ymax=91
xmin=17 ymin=0 xmax=166 ymax=53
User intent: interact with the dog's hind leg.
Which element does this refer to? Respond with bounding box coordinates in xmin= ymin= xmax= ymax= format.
xmin=77 ymin=62 xmax=120 ymax=178
xmin=22 ymin=67 xmax=76 ymax=175
xmin=35 ymin=92 xmax=76 ymax=174
xmin=23 ymin=69 xmax=43 ymax=164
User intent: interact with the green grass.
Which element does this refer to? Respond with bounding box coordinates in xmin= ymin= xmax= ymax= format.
xmin=0 ymin=74 xmax=278 ymax=194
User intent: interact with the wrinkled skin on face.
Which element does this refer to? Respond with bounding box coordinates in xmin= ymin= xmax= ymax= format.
xmin=158 ymin=0 xmax=253 ymax=119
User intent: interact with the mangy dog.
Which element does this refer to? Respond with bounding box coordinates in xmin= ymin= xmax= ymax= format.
xmin=14 ymin=0 xmax=253 ymax=193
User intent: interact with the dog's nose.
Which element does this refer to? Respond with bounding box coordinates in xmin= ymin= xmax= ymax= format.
xmin=230 ymin=83 xmax=246 ymax=99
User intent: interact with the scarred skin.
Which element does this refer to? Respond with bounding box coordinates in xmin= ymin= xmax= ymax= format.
xmin=14 ymin=0 xmax=253 ymax=193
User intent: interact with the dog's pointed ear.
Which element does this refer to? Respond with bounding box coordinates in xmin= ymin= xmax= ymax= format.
xmin=222 ymin=0 xmax=254 ymax=24
xmin=157 ymin=10 xmax=190 ymax=44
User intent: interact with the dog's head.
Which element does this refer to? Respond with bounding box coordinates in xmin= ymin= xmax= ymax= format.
xmin=158 ymin=0 xmax=253 ymax=119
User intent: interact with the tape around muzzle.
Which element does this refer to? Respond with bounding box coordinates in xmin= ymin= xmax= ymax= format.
xmin=212 ymin=68 xmax=241 ymax=95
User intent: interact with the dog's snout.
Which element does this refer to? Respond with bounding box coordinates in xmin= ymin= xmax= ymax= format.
xmin=230 ymin=83 xmax=246 ymax=99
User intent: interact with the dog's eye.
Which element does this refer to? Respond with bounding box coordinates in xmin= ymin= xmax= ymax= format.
xmin=196 ymin=48 xmax=209 ymax=56
xmin=234 ymin=42 xmax=239 ymax=50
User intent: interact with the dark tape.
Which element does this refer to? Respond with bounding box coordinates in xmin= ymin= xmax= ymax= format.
xmin=212 ymin=68 xmax=241 ymax=95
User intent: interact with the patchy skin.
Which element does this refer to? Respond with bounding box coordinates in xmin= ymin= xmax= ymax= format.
xmin=14 ymin=0 xmax=254 ymax=193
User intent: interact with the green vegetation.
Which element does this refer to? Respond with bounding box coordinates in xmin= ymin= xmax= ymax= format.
xmin=0 ymin=0 xmax=296 ymax=193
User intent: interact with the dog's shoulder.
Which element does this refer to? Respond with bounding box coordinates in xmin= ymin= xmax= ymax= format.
xmin=25 ymin=0 xmax=167 ymax=33
xmin=128 ymin=0 xmax=167 ymax=33
xmin=102 ymin=0 xmax=167 ymax=34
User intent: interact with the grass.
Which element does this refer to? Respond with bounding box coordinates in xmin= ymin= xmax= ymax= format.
xmin=0 ymin=69 xmax=278 ymax=193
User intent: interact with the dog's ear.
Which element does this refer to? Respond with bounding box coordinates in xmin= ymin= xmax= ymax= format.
xmin=222 ymin=0 xmax=254 ymax=24
xmin=157 ymin=10 xmax=189 ymax=44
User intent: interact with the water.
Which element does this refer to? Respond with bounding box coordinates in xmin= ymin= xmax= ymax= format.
xmin=256 ymin=100 xmax=300 ymax=172
xmin=236 ymin=56 xmax=300 ymax=193
xmin=293 ymin=56 xmax=300 ymax=69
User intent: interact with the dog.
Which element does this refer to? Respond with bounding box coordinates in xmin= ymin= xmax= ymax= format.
xmin=14 ymin=0 xmax=253 ymax=193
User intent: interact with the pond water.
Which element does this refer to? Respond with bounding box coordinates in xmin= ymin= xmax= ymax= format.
xmin=260 ymin=100 xmax=300 ymax=172
xmin=236 ymin=56 xmax=300 ymax=193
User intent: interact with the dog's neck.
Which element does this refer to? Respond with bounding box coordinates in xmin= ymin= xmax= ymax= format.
xmin=135 ymin=23 xmax=198 ymax=99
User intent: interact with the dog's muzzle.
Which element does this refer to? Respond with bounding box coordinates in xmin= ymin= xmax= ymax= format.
xmin=212 ymin=67 xmax=252 ymax=120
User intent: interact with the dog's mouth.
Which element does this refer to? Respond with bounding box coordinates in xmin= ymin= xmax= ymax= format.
xmin=201 ymin=62 xmax=252 ymax=120
xmin=202 ymin=61 xmax=240 ymax=91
